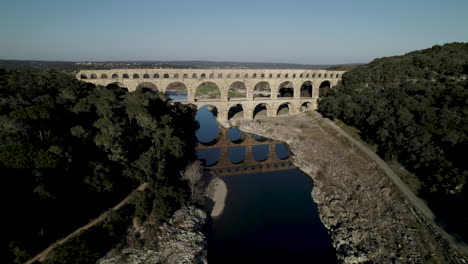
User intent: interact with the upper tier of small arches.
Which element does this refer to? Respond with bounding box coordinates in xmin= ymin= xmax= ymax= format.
xmin=80 ymin=70 xmax=344 ymax=80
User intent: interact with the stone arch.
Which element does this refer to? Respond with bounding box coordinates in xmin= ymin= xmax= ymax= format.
xmin=195 ymin=105 xmax=220 ymax=145
xmin=292 ymin=74 xmax=296 ymax=78
xmin=154 ymin=73 xmax=160 ymax=78
xmin=306 ymin=73 xmax=310 ymax=78
xmin=183 ymin=73 xmax=188 ymax=78
xmin=244 ymin=73 xmax=249 ymax=78
xmin=174 ymin=73 xmax=179 ymax=78
xmin=112 ymin=73 xmax=119 ymax=79
xmin=136 ymin=82 xmax=158 ymax=92
xmin=143 ymin=74 xmax=150 ymax=79
xmin=277 ymin=102 xmax=292 ymax=116
xmin=90 ymin=73 xmax=97 ymax=79
xmin=253 ymin=73 xmax=257 ymax=78
xmin=133 ymin=73 xmax=140 ymax=79
xmin=278 ymin=81 xmax=294 ymax=97
xmin=106 ymin=82 xmax=127 ymax=89
xmin=319 ymin=81 xmax=331 ymax=97
xmin=101 ymin=73 xmax=108 ymax=79
xmin=228 ymin=104 xmax=244 ymax=120
xmin=218 ymin=73 xmax=223 ymax=78
xmin=253 ymin=103 xmax=271 ymax=119
xmin=312 ymin=73 xmax=316 ymax=78
xmin=277 ymin=73 xmax=281 ymax=78
xmin=285 ymin=74 xmax=289 ymax=78
xmin=269 ymin=74 xmax=273 ymax=78
xmin=163 ymin=73 xmax=170 ymax=79
xmin=324 ymin=73 xmax=328 ymax=78
xmin=253 ymin=81 xmax=271 ymax=98
xmin=318 ymin=73 xmax=322 ymax=78
xmin=166 ymin=82 xmax=188 ymax=100
xmin=227 ymin=73 xmax=232 ymax=78
xmin=228 ymin=81 xmax=246 ymax=100
xmin=201 ymin=73 xmax=206 ymax=79
xmin=235 ymin=73 xmax=240 ymax=78
xmin=336 ymin=73 xmax=340 ymax=78
xmin=192 ymin=73 xmax=198 ymax=78
xmin=195 ymin=82 xmax=221 ymax=100
xmin=80 ymin=73 xmax=88 ymax=79
xmin=209 ymin=73 xmax=214 ymax=78
xmin=300 ymin=81 xmax=313 ymax=98
xmin=123 ymin=74 xmax=129 ymax=79
xmin=300 ymin=102 xmax=312 ymax=112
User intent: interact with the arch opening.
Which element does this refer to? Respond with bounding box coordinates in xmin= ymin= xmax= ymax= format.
xmin=277 ymin=103 xmax=291 ymax=116
xmin=228 ymin=146 xmax=246 ymax=164
xmin=90 ymin=74 xmax=97 ymax=79
xmin=228 ymin=104 xmax=244 ymax=120
xmin=123 ymin=74 xmax=129 ymax=79
xmin=253 ymin=81 xmax=271 ymax=99
xmin=201 ymin=73 xmax=206 ymax=79
xmin=300 ymin=81 xmax=313 ymax=98
xmin=228 ymin=81 xmax=246 ymax=100
xmin=278 ymin=81 xmax=294 ymax=97
xmin=253 ymin=103 xmax=269 ymax=119
xmin=80 ymin=74 xmax=87 ymax=79
xmin=319 ymin=81 xmax=331 ymax=97
xmin=106 ymin=82 xmax=127 ymax=91
xmin=252 ymin=145 xmax=269 ymax=162
xmin=195 ymin=105 xmax=219 ymax=145
xmin=112 ymin=73 xmax=118 ymax=79
xmin=209 ymin=73 xmax=214 ymax=78
xmin=195 ymin=82 xmax=221 ymax=100
xmin=174 ymin=73 xmax=179 ymax=78
xmin=154 ymin=73 xmax=160 ymax=78
xmin=101 ymin=74 xmax=108 ymax=79
xmin=300 ymin=102 xmax=312 ymax=112
xmin=166 ymin=82 xmax=188 ymax=100
xmin=136 ymin=82 xmax=158 ymax=93
xmin=143 ymin=74 xmax=150 ymax=79
xmin=164 ymin=73 xmax=170 ymax=79
xmin=192 ymin=73 xmax=198 ymax=79
xmin=133 ymin=74 xmax=140 ymax=79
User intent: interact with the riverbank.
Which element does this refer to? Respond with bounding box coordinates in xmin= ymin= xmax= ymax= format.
xmin=227 ymin=112 xmax=466 ymax=263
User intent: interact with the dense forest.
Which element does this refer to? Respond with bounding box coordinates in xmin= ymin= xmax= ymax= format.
xmin=0 ymin=69 xmax=198 ymax=263
xmin=318 ymin=42 xmax=468 ymax=240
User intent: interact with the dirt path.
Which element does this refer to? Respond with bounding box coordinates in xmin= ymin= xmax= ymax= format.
xmin=24 ymin=183 xmax=147 ymax=264
xmin=308 ymin=111 xmax=468 ymax=258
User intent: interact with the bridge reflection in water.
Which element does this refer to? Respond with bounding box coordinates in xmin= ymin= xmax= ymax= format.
xmin=196 ymin=127 xmax=294 ymax=176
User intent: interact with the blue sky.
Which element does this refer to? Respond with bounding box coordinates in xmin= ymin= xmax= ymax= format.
xmin=1 ymin=0 xmax=467 ymax=64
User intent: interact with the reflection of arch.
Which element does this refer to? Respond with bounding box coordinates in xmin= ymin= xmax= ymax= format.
xmin=254 ymin=81 xmax=271 ymax=98
xmin=195 ymin=82 xmax=221 ymax=100
xmin=319 ymin=81 xmax=331 ymax=97
xmin=252 ymin=145 xmax=269 ymax=162
xmin=136 ymin=82 xmax=158 ymax=92
xmin=133 ymin=74 xmax=139 ymax=79
xmin=112 ymin=73 xmax=118 ymax=79
xmin=253 ymin=103 xmax=270 ymax=119
xmin=278 ymin=81 xmax=294 ymax=97
xmin=228 ymin=81 xmax=246 ymax=100
xmin=228 ymin=104 xmax=244 ymax=120
xmin=101 ymin=74 xmax=108 ymax=79
xmin=166 ymin=82 xmax=188 ymax=100
xmin=228 ymin=146 xmax=246 ymax=164
xmin=90 ymin=74 xmax=97 ymax=79
xmin=300 ymin=102 xmax=312 ymax=112
xmin=275 ymin=143 xmax=290 ymax=160
xmin=300 ymin=81 xmax=313 ymax=97
xmin=80 ymin=74 xmax=87 ymax=79
xmin=277 ymin=103 xmax=291 ymax=116
xmin=123 ymin=74 xmax=129 ymax=79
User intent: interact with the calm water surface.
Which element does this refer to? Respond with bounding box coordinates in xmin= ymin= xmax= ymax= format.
xmin=194 ymin=105 xmax=336 ymax=264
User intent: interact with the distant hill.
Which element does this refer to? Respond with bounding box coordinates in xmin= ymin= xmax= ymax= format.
xmin=318 ymin=42 xmax=468 ymax=241
xmin=0 ymin=59 xmax=361 ymax=72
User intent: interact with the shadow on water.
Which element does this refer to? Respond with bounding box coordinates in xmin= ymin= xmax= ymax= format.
xmin=194 ymin=105 xmax=337 ymax=263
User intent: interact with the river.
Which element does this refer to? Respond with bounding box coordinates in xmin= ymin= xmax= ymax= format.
xmin=195 ymin=105 xmax=337 ymax=263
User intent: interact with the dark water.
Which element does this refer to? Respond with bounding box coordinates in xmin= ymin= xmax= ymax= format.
xmin=194 ymin=105 xmax=336 ymax=263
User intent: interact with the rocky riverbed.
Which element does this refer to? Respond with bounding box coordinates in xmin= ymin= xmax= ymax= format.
xmin=97 ymin=206 xmax=208 ymax=264
xmin=228 ymin=112 xmax=464 ymax=264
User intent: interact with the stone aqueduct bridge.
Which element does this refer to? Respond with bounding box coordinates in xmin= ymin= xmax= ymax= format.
xmin=77 ymin=69 xmax=345 ymax=121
